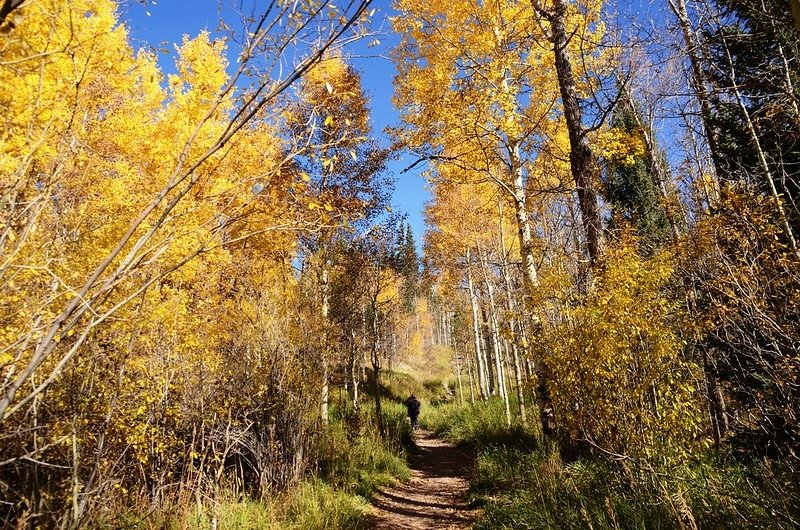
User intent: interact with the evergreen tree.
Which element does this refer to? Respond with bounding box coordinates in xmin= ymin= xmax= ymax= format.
xmin=400 ymin=224 xmax=419 ymax=282
xmin=601 ymin=92 xmax=672 ymax=255
xmin=390 ymin=222 xmax=419 ymax=309
xmin=693 ymin=0 xmax=800 ymax=457
xmin=703 ymin=0 xmax=800 ymax=231
xmin=392 ymin=221 xmax=408 ymax=271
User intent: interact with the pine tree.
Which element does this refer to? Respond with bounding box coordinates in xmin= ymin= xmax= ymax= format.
xmin=395 ymin=223 xmax=419 ymax=309
xmin=703 ymin=0 xmax=800 ymax=232
xmin=601 ymin=92 xmax=673 ymax=255
xmin=401 ymin=225 xmax=419 ymax=282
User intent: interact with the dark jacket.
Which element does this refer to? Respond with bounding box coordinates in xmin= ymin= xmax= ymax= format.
xmin=406 ymin=396 xmax=421 ymax=417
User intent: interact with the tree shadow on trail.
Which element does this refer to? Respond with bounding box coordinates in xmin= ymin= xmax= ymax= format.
xmin=368 ymin=494 xmax=471 ymax=528
xmin=376 ymin=489 xmax=458 ymax=511
xmin=408 ymin=433 xmax=475 ymax=482
xmin=367 ymin=430 xmax=478 ymax=529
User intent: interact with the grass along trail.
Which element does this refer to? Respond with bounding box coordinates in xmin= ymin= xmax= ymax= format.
xmin=367 ymin=429 xmax=479 ymax=529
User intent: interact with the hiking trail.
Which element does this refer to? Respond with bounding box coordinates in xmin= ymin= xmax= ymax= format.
xmin=367 ymin=430 xmax=479 ymax=529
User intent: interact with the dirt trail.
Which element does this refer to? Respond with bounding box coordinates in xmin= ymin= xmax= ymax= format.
xmin=367 ymin=430 xmax=479 ymax=529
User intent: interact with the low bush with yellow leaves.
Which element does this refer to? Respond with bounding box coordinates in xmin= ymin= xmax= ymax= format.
xmin=544 ymin=240 xmax=702 ymax=459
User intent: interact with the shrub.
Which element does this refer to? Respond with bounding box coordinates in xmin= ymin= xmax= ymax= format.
xmin=431 ymin=400 xmax=797 ymax=529
xmin=319 ymin=402 xmax=410 ymax=498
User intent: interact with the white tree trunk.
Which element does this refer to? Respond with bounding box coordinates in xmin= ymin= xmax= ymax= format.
xmin=320 ymin=265 xmax=330 ymax=425
xmin=466 ymin=249 xmax=489 ymax=400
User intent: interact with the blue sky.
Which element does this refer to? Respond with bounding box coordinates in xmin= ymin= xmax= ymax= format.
xmin=121 ymin=0 xmax=429 ymax=247
xmin=121 ymin=0 xmax=677 ymax=252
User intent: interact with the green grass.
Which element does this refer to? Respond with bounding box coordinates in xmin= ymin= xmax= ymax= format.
xmin=144 ymin=480 xmax=367 ymax=530
xmin=279 ymin=480 xmax=369 ymax=530
xmin=421 ymin=397 xmax=536 ymax=449
xmin=471 ymin=449 xmax=673 ymax=530
xmin=378 ymin=399 xmax=417 ymax=453
xmin=95 ymin=398 xmax=412 ymax=530
xmin=380 ymin=369 xmax=450 ymax=405
xmin=427 ymin=399 xmax=798 ymax=530
xmin=320 ymin=401 xmax=411 ymax=498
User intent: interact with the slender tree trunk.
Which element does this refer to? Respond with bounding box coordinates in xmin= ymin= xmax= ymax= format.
xmin=498 ymin=199 xmax=528 ymax=425
xmin=775 ymin=38 xmax=800 ymax=118
xmin=718 ymin=30 xmax=798 ymax=252
xmin=507 ymin=338 xmax=526 ymax=423
xmin=762 ymin=0 xmax=800 ymax=119
xmin=509 ymin=144 xmax=557 ymax=441
xmin=566 ymin=195 xmax=584 ymax=274
xmin=703 ymin=349 xmax=728 ymax=447
xmin=466 ymin=249 xmax=489 ymax=400
xmin=70 ymin=417 xmax=81 ymax=528
xmin=479 ymin=247 xmax=511 ymax=426
xmin=446 ymin=311 xmax=465 ymax=404
xmin=352 ymin=361 xmax=360 ymax=412
xmin=448 ymin=311 xmax=453 ymax=346
xmin=684 ymin=117 xmax=718 ymax=211
xmin=510 ymin=143 xmax=540 ymax=290
xmin=479 ymin=306 xmax=496 ymax=395
xmin=668 ymin=0 xmax=726 ymax=179
xmin=320 ymin=264 xmax=330 ymax=425
xmin=467 ymin=352 xmax=476 ymax=404
xmin=546 ymin=0 xmax=603 ymax=265
xmin=371 ymin=313 xmax=384 ymax=438
xmin=444 ymin=313 xmax=450 ymax=345
xmin=348 ymin=333 xmax=360 ymax=411
xmin=455 ymin=351 xmax=465 ymax=405
xmin=372 ymin=357 xmax=383 ymax=436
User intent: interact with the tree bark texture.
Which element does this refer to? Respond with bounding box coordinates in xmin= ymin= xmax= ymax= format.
xmin=510 ymin=143 xmax=557 ymax=440
xmin=547 ymin=0 xmax=604 ymax=265
xmin=320 ymin=265 xmax=330 ymax=425
xmin=498 ymin=199 xmax=528 ymax=425
xmin=479 ymin=247 xmax=511 ymax=426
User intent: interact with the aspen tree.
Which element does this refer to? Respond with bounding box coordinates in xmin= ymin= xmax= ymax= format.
xmin=286 ymin=56 xmax=389 ymax=423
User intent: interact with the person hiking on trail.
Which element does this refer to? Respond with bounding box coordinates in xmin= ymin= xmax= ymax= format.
xmin=406 ymin=394 xmax=421 ymax=430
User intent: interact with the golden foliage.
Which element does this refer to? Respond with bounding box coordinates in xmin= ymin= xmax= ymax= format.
xmin=544 ymin=239 xmax=702 ymax=458
xmin=0 ymin=0 xmax=380 ymax=522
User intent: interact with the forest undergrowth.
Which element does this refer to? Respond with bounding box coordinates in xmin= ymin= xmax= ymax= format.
xmin=423 ymin=399 xmax=799 ymax=530
xmin=103 ymin=378 xmax=434 ymax=529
